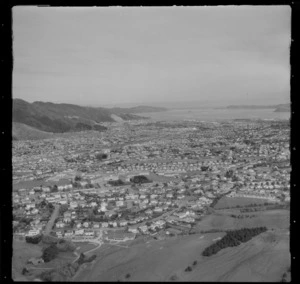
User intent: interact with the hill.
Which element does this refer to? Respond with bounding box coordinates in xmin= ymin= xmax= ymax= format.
xmin=108 ymin=105 xmax=167 ymax=114
xmin=274 ymin=104 xmax=290 ymax=112
xmin=12 ymin=99 xmax=151 ymax=134
xmin=73 ymin=209 xmax=289 ymax=282
xmin=13 ymin=122 xmax=54 ymax=140
xmin=227 ymin=104 xmax=290 ymax=110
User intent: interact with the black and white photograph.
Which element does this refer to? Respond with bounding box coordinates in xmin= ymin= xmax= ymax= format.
xmin=11 ymin=6 xmax=291 ymax=282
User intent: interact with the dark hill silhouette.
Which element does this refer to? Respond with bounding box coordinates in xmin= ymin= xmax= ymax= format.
xmin=12 ymin=99 xmax=162 ymax=134
xmin=274 ymin=104 xmax=290 ymax=112
xmin=108 ymin=105 xmax=167 ymax=114
xmin=13 ymin=122 xmax=54 ymax=140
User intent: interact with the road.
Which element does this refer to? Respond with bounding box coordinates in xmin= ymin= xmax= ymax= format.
xmin=45 ymin=204 xmax=60 ymax=235
xmin=72 ymin=230 xmax=104 ymax=263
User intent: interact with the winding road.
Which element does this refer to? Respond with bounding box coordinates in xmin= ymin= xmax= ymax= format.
xmin=72 ymin=231 xmax=104 ymax=263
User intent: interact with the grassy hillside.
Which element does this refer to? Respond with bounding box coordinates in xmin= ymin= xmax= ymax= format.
xmin=12 ymin=99 xmax=151 ymax=134
xmin=13 ymin=99 xmax=111 ymax=133
xmin=274 ymin=104 xmax=290 ymax=112
xmin=73 ymin=209 xmax=289 ymax=282
xmin=13 ymin=122 xmax=54 ymax=140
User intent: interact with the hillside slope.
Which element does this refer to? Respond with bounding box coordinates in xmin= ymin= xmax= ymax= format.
xmin=274 ymin=104 xmax=290 ymax=112
xmin=73 ymin=209 xmax=289 ymax=282
xmin=13 ymin=99 xmax=154 ymax=134
xmin=13 ymin=122 xmax=54 ymax=140
xmin=13 ymin=99 xmax=111 ymax=133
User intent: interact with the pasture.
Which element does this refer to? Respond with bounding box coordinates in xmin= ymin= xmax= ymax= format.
xmin=73 ymin=208 xmax=290 ymax=282
xmin=214 ymin=196 xmax=272 ymax=209
xmin=194 ymin=209 xmax=289 ymax=232
xmin=75 ymin=242 xmax=99 ymax=254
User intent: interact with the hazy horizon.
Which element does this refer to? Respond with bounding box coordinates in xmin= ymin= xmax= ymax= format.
xmin=13 ymin=97 xmax=290 ymax=110
xmin=13 ymin=6 xmax=291 ymax=107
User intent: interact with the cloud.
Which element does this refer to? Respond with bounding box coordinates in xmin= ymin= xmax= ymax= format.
xmin=13 ymin=6 xmax=290 ymax=105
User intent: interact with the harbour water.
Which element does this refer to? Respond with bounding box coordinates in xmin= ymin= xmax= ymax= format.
xmin=143 ymin=108 xmax=290 ymax=122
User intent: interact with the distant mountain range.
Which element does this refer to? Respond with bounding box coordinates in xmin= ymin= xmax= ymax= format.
xmin=226 ymin=104 xmax=290 ymax=112
xmin=12 ymin=99 xmax=167 ymax=139
xmin=108 ymin=105 xmax=168 ymax=114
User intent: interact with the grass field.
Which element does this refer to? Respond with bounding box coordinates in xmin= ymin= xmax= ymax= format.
xmin=13 ymin=122 xmax=53 ymax=141
xmin=73 ymin=209 xmax=290 ymax=282
xmin=12 ymin=239 xmax=43 ymax=280
xmin=182 ymin=230 xmax=290 ymax=282
xmin=214 ymin=196 xmax=272 ymax=209
xmin=75 ymin=242 xmax=99 ymax=254
xmin=12 ymin=239 xmax=77 ymax=281
xmin=194 ymin=209 xmax=289 ymax=232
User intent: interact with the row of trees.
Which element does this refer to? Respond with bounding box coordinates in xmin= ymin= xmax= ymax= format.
xmin=230 ymin=214 xmax=256 ymax=219
xmin=96 ymin=153 xmax=108 ymax=160
xmin=130 ymin=175 xmax=152 ymax=184
xmin=76 ymin=252 xmax=97 ymax=266
xmin=221 ymin=202 xmax=272 ymax=210
xmin=202 ymin=227 xmax=267 ymax=257
xmin=25 ymin=234 xmax=43 ymax=244
xmin=108 ymin=179 xmax=125 ymax=186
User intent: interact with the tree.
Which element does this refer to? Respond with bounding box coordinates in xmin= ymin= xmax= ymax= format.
xmin=42 ymin=244 xmax=59 ymax=263
xmin=59 ymin=204 xmax=69 ymax=215
xmin=232 ymin=176 xmax=239 ymax=182
xmin=225 ymin=170 xmax=234 ymax=178
xmin=125 ymin=273 xmax=131 ymax=279
xmin=51 ymin=185 xmax=58 ymax=192
xmin=77 ymin=253 xmax=85 ymax=265
xmin=40 ymin=200 xmax=47 ymax=208
xmin=96 ymin=153 xmax=107 ymax=161
xmin=201 ymin=166 xmax=209 ymax=171
xmin=25 ymin=234 xmax=42 ymax=244
xmin=22 ymin=267 xmax=29 ymax=275
xmin=75 ymin=175 xmax=81 ymax=182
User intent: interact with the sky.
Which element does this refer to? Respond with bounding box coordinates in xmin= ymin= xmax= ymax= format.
xmin=13 ymin=6 xmax=291 ymax=107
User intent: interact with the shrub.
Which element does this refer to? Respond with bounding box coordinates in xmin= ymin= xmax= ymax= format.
xmin=130 ymin=175 xmax=151 ymax=184
xmin=42 ymin=244 xmax=59 ymax=263
xmin=84 ymin=254 xmax=97 ymax=263
xmin=22 ymin=267 xmax=29 ymax=275
xmin=125 ymin=273 xmax=131 ymax=279
xmin=41 ymin=234 xmax=58 ymax=245
xmin=76 ymin=253 xmax=85 ymax=265
xmin=40 ymin=270 xmax=55 ymax=281
xmin=56 ymin=240 xmax=76 ymax=252
xmin=185 ymin=266 xmax=192 ymax=272
xmin=96 ymin=153 xmax=108 ymax=160
xmin=25 ymin=234 xmax=42 ymax=244
xmin=108 ymin=179 xmax=124 ymax=186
